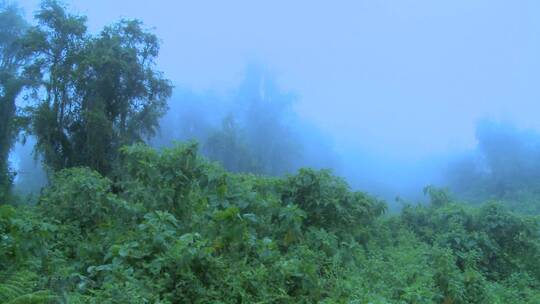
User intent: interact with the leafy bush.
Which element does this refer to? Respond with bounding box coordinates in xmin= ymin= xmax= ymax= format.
xmin=281 ymin=168 xmax=386 ymax=237
xmin=39 ymin=168 xmax=126 ymax=231
xmin=3 ymin=143 xmax=540 ymax=302
xmin=0 ymin=271 xmax=56 ymax=304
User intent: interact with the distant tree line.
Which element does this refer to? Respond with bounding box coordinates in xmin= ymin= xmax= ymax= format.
xmin=154 ymin=65 xmax=337 ymax=176
xmin=445 ymin=120 xmax=540 ymax=213
xmin=1 ymin=1 xmax=336 ymax=202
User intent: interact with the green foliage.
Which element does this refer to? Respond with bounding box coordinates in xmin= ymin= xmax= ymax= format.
xmin=402 ymin=201 xmax=540 ymax=279
xmin=281 ymin=168 xmax=386 ymax=238
xmin=23 ymin=0 xmax=172 ymax=176
xmin=400 ymin=193 xmax=540 ymax=303
xmin=0 ymin=204 xmax=56 ymax=271
xmin=423 ymin=185 xmax=452 ymax=207
xmin=4 ymin=5 xmax=540 ymax=302
xmin=5 ymin=141 xmax=540 ymax=302
xmin=38 ymin=167 xmax=127 ymax=231
xmin=3 ymin=2 xmax=540 ymax=303
xmin=118 ymin=142 xmax=210 ymax=221
xmin=0 ymin=271 xmax=56 ymax=304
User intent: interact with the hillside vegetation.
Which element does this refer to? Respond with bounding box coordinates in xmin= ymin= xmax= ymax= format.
xmin=2 ymin=143 xmax=540 ymax=303
xmin=2 ymin=2 xmax=540 ymax=303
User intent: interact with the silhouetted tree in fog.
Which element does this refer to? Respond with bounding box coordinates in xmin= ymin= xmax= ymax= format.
xmin=0 ymin=2 xmax=29 ymax=201
xmin=235 ymin=66 xmax=302 ymax=175
xmin=445 ymin=120 xmax=540 ymax=213
xmin=204 ymin=114 xmax=258 ymax=173
xmin=154 ymin=65 xmax=336 ymax=176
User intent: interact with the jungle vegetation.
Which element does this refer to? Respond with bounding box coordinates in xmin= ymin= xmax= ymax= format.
xmin=1 ymin=1 xmax=540 ymax=303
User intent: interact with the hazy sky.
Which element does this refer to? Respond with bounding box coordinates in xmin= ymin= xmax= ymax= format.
xmin=17 ymin=0 xmax=540 ymax=161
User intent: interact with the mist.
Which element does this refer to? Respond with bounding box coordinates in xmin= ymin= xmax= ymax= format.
xmin=5 ymin=1 xmax=540 ymax=301
xmin=11 ymin=0 xmax=540 ymax=208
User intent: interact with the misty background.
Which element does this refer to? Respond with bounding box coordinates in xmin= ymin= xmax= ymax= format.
xmin=10 ymin=0 xmax=540 ymax=208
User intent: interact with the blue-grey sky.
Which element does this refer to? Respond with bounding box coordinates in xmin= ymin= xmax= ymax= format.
xmin=17 ymin=0 xmax=540 ymax=161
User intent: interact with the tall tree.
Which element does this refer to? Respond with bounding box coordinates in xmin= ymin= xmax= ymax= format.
xmin=0 ymin=2 xmax=29 ymax=202
xmin=204 ymin=114 xmax=259 ymax=173
xmin=24 ymin=0 xmax=172 ymax=175
xmin=237 ymin=66 xmax=301 ymax=175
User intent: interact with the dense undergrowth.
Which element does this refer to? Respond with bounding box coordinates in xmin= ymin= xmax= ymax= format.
xmin=1 ymin=143 xmax=540 ymax=303
xmin=3 ymin=2 xmax=540 ymax=303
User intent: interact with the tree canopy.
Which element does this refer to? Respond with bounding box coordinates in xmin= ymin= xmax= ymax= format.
xmin=24 ymin=0 xmax=172 ymax=176
xmin=0 ymin=1 xmax=29 ymax=202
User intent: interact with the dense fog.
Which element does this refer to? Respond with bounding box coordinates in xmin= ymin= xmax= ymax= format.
xmin=9 ymin=0 xmax=540 ymax=209
xmin=4 ymin=2 xmax=540 ymax=302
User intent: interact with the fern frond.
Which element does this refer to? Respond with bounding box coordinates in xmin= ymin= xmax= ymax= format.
xmin=0 ymin=271 xmax=56 ymax=304
xmin=7 ymin=290 xmax=57 ymax=304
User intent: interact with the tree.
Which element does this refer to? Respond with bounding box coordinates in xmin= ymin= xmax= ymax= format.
xmin=24 ymin=0 xmax=172 ymax=175
xmin=445 ymin=120 xmax=540 ymax=206
xmin=201 ymin=66 xmax=303 ymax=175
xmin=237 ymin=65 xmax=302 ymax=175
xmin=204 ymin=114 xmax=259 ymax=173
xmin=0 ymin=2 xmax=29 ymax=202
